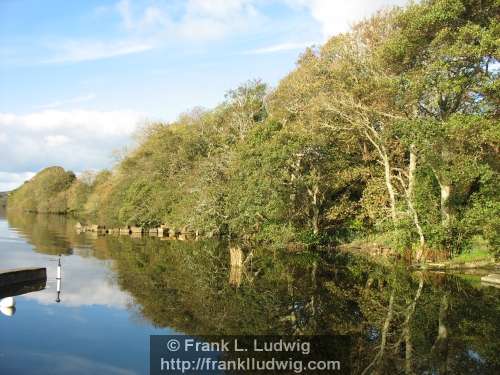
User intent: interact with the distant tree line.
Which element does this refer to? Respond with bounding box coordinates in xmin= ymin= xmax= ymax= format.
xmin=0 ymin=191 xmax=8 ymax=208
xmin=8 ymin=0 xmax=499 ymax=258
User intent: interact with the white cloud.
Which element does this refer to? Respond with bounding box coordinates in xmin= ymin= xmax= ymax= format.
xmin=34 ymin=93 xmax=96 ymax=110
xmin=5 ymin=351 xmax=138 ymax=375
xmin=0 ymin=230 xmax=132 ymax=309
xmin=43 ymin=40 xmax=155 ymax=64
xmin=245 ymin=41 xmax=317 ymax=54
xmin=23 ymin=253 xmax=132 ymax=309
xmin=0 ymin=110 xmax=146 ymax=190
xmin=0 ymin=110 xmax=144 ymax=135
xmin=0 ymin=171 xmax=36 ymax=191
xmin=181 ymin=0 xmax=260 ymax=39
xmin=288 ymin=0 xmax=409 ymax=39
xmin=44 ymin=134 xmax=71 ymax=147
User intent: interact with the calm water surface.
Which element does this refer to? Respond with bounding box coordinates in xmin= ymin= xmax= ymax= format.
xmin=0 ymin=211 xmax=499 ymax=374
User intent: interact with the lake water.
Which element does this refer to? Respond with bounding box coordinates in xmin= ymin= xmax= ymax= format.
xmin=0 ymin=210 xmax=499 ymax=374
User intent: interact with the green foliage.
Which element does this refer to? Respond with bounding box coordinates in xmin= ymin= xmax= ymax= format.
xmin=451 ymin=239 xmax=493 ymax=263
xmin=8 ymin=1 xmax=499 ymax=258
xmin=8 ymin=166 xmax=75 ymax=213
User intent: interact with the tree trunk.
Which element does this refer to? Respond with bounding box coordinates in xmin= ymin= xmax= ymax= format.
xmin=229 ymin=246 xmax=244 ymax=287
xmin=440 ymin=184 xmax=451 ymax=226
xmin=434 ymin=171 xmax=452 ymax=226
xmin=308 ymin=184 xmax=320 ymax=235
xmin=409 ymin=197 xmax=425 ymax=258
xmin=361 ymin=289 xmax=395 ymax=375
xmin=431 ymin=294 xmax=450 ymax=374
xmin=312 ymin=206 xmax=320 ymax=235
xmin=383 ymin=156 xmax=398 ymax=223
xmin=362 ymin=129 xmax=397 ymax=223
xmin=407 ymin=147 xmax=425 ymax=259
xmin=362 ymin=141 xmax=370 ymax=161
xmin=399 ymin=273 xmax=424 ymax=375
xmin=405 ymin=327 xmax=414 ymax=375
xmin=408 ymin=145 xmax=417 ymax=198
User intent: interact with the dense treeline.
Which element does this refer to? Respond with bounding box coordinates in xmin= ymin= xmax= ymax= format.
xmin=8 ymin=0 xmax=499 ymax=257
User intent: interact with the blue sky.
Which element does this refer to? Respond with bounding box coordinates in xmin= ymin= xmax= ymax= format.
xmin=0 ymin=0 xmax=408 ymax=191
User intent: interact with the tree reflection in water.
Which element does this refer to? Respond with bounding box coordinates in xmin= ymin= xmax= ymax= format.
xmin=6 ymin=211 xmax=500 ymax=374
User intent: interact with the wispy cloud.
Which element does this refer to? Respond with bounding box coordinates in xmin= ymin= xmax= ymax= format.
xmin=116 ymin=0 xmax=167 ymax=31
xmin=245 ymin=41 xmax=317 ymax=55
xmin=111 ymin=0 xmax=261 ymax=41
xmin=42 ymin=40 xmax=155 ymax=64
xmin=2 ymin=0 xmax=409 ymax=66
xmin=34 ymin=93 xmax=96 ymax=110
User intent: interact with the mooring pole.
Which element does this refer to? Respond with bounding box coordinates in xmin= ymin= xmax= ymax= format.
xmin=56 ymin=255 xmax=62 ymax=303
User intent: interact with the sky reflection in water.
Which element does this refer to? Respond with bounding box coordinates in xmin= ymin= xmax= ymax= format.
xmin=0 ymin=214 xmax=174 ymax=375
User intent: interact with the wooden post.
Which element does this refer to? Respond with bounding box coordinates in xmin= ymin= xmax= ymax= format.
xmin=229 ymin=246 xmax=243 ymax=287
xmin=230 ymin=246 xmax=243 ymax=267
xmin=119 ymin=227 xmax=131 ymax=235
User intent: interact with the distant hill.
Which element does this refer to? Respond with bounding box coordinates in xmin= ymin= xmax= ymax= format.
xmin=7 ymin=167 xmax=76 ymax=213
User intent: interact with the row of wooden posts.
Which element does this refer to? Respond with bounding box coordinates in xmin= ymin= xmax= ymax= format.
xmin=76 ymin=222 xmax=246 ymax=287
xmin=75 ymin=223 xmax=204 ymax=240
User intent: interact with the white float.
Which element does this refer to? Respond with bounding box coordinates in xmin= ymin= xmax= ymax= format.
xmin=0 ymin=297 xmax=15 ymax=308
xmin=0 ymin=297 xmax=16 ymax=317
xmin=0 ymin=306 xmax=15 ymax=317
